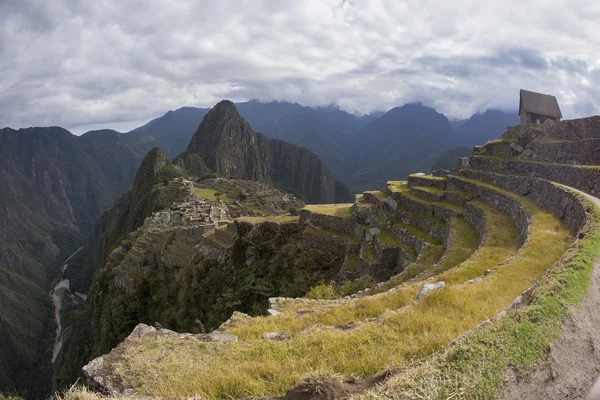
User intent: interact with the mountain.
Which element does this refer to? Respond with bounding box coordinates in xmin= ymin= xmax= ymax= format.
xmin=179 ymin=100 xmax=353 ymax=203
xmin=454 ymin=109 xmax=519 ymax=146
xmin=129 ymin=107 xmax=209 ymax=158
xmin=0 ymin=127 xmax=157 ymax=398
xmin=129 ymin=101 xmax=378 ymax=180
xmin=348 ymin=104 xmax=457 ymax=192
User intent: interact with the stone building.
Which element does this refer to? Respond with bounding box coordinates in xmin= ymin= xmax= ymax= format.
xmin=519 ymin=89 xmax=562 ymax=125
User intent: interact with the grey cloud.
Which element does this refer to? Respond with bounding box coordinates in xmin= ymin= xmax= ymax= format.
xmin=0 ymin=0 xmax=598 ymax=130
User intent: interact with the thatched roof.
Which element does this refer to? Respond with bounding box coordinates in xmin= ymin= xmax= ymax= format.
xmin=519 ymin=89 xmax=562 ymax=118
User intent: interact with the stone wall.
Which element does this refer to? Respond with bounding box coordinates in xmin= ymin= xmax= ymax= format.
xmin=432 ymin=204 xmax=461 ymax=221
xmin=236 ymin=220 xmax=305 ymax=241
xmin=391 ymin=226 xmax=427 ymax=254
xmin=407 ymin=175 xmax=447 ymax=189
xmin=446 ymin=176 xmax=530 ymax=247
xmin=463 ymin=202 xmax=487 ymax=246
xmin=481 ymin=139 xmax=600 ymax=166
xmin=299 ymin=210 xmax=356 ymax=234
xmin=504 ymin=116 xmax=600 ymax=141
xmin=391 ymin=192 xmax=433 ymax=216
xmin=461 ymin=156 xmax=600 ymax=198
xmin=456 ymin=170 xmax=587 ymax=234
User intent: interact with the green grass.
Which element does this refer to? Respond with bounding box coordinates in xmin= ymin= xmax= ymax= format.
xmin=362 ymin=246 xmax=378 ymax=262
xmin=343 ymin=253 xmax=359 ymax=272
xmin=378 ymin=231 xmax=417 ymax=258
xmin=434 ymin=201 xmax=464 ymax=213
xmin=303 ymin=204 xmax=353 ymax=217
xmin=193 ymin=187 xmax=233 ymax=201
xmin=103 ymin=179 xmax=574 ymax=400
xmin=377 ymin=231 xmax=402 ymax=247
xmin=413 ymin=186 xmax=444 ymax=195
xmin=364 ymin=191 xmax=388 ymax=200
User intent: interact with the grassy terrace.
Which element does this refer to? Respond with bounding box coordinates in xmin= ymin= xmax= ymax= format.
xmin=364 ymin=190 xmax=388 ymax=200
xmin=303 ymin=203 xmax=353 ymax=217
xmin=106 ymin=179 xmax=573 ymax=399
xmin=361 ymin=246 xmax=378 ymax=262
xmin=305 ymin=226 xmax=359 ymax=244
xmin=473 ymin=155 xmax=600 ymax=170
xmin=357 ymin=190 xmax=597 ymax=399
xmin=193 ymin=187 xmax=232 ymax=201
xmin=394 ymin=221 xmax=442 ymax=245
xmin=236 ymin=216 xmax=299 ymax=224
xmin=378 ymin=231 xmax=417 ymax=258
xmin=389 ymin=181 xmax=464 ymax=213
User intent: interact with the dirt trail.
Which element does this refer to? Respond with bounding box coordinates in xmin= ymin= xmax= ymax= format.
xmin=499 ymin=186 xmax=600 ymax=400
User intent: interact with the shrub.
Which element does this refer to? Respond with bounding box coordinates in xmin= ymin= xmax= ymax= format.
xmin=306 ymin=283 xmax=337 ymax=300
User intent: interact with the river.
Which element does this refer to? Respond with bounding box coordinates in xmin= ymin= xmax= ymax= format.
xmin=48 ymin=247 xmax=82 ymax=396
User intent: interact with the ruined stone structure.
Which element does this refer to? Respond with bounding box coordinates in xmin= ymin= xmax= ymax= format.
xmin=519 ymin=89 xmax=562 ymax=125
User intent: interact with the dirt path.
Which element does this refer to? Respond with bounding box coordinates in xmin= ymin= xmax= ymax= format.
xmin=499 ymin=186 xmax=600 ymax=400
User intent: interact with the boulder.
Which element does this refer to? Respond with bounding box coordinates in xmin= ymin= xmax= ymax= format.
xmin=262 ymin=332 xmax=291 ymax=341
xmin=127 ymin=323 xmax=156 ymax=339
xmin=416 ymin=281 xmax=445 ymax=301
xmin=432 ymin=169 xmax=450 ymax=177
xmin=208 ymin=331 xmax=238 ymax=342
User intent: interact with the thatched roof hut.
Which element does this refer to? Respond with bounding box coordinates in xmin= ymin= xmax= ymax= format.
xmin=519 ymin=89 xmax=562 ymax=125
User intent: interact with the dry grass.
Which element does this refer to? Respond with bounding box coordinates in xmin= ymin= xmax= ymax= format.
xmin=303 ymin=204 xmax=354 ymax=217
xmin=106 ymin=180 xmax=572 ymax=399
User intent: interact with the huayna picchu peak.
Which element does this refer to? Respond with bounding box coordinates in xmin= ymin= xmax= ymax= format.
xmin=179 ymin=100 xmax=353 ymax=204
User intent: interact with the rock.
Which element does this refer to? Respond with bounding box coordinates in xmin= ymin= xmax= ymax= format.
xmin=296 ymin=308 xmax=316 ymax=315
xmin=208 ymin=331 xmax=238 ymax=342
xmin=510 ymin=142 xmax=525 ymax=153
xmin=127 ymin=323 xmax=156 ymax=339
xmin=412 ymin=172 xmax=426 ymax=176
xmin=416 ymin=281 xmax=445 ymax=301
xmin=267 ymin=309 xmax=282 ymax=316
xmin=522 ymin=148 xmax=534 ymax=157
xmin=484 ymin=269 xmax=492 ymax=276
xmin=122 ymin=388 xmax=137 ymax=396
xmin=262 ymin=332 xmax=291 ymax=341
xmin=465 ymin=277 xmax=483 ymax=284
xmin=385 ymin=197 xmax=398 ymax=210
xmin=432 ymin=169 xmax=450 ymax=177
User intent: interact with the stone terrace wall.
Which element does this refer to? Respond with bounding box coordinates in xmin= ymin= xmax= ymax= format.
xmin=463 ymin=202 xmax=487 ymax=246
xmin=457 ymin=170 xmax=587 ymax=234
xmin=481 ymin=139 xmax=600 ymax=166
xmin=503 ymin=116 xmax=600 ymax=141
xmin=446 ymin=176 xmax=530 ymax=247
xmin=299 ymin=210 xmax=356 ymax=234
xmin=461 ymin=156 xmax=600 ymax=198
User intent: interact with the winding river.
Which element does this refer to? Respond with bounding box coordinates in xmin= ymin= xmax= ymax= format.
xmin=49 ymin=247 xmax=82 ymax=395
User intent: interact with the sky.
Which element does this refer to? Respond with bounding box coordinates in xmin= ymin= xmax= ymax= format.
xmin=1 ymin=0 xmax=599 ymax=134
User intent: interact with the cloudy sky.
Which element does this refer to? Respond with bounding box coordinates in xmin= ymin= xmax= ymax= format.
xmin=1 ymin=0 xmax=599 ymax=133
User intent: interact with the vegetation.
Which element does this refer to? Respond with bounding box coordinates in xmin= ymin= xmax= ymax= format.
xmin=94 ymin=178 xmax=572 ymax=399
xmin=303 ymin=204 xmax=353 ymax=217
xmin=193 ymin=187 xmax=232 ymax=201
xmin=306 ymin=276 xmax=375 ymax=300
